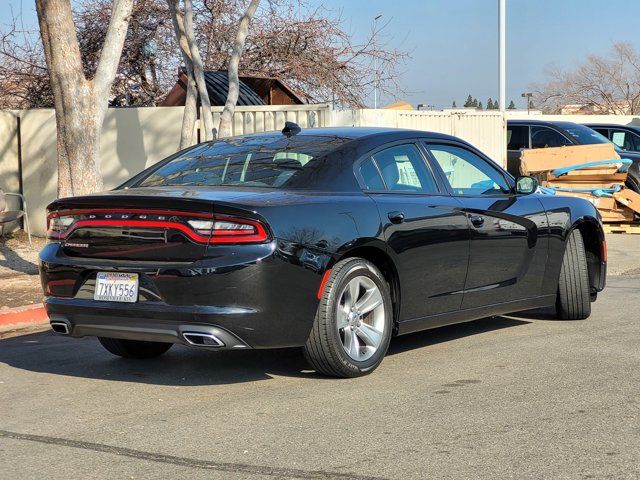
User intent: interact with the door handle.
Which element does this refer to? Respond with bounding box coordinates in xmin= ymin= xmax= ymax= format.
xmin=469 ymin=215 xmax=485 ymax=227
xmin=387 ymin=211 xmax=405 ymax=224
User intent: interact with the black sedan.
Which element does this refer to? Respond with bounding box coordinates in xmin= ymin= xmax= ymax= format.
xmin=40 ymin=125 xmax=606 ymax=377
xmin=507 ymin=119 xmax=640 ymax=192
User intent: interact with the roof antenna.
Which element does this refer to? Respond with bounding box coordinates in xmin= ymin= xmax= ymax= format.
xmin=282 ymin=121 xmax=301 ymax=138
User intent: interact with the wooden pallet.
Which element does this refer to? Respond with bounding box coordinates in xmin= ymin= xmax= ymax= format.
xmin=603 ymin=223 xmax=640 ymax=234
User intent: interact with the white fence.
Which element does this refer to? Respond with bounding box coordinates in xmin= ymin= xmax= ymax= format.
xmin=330 ymin=109 xmax=506 ymax=166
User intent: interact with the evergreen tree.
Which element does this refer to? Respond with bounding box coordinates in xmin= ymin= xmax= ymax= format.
xmin=464 ymin=94 xmax=474 ymax=107
xmin=471 ymin=97 xmax=479 ymax=107
xmin=452 ymin=100 xmax=457 ymax=108
xmin=486 ymin=98 xmax=494 ymax=109
xmin=493 ymin=100 xmax=499 ymax=110
xmin=477 ymin=101 xmax=483 ymax=110
xmin=508 ymin=100 xmax=516 ymax=109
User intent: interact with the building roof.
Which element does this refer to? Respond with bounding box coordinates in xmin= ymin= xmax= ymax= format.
xmin=161 ymin=70 xmax=304 ymax=107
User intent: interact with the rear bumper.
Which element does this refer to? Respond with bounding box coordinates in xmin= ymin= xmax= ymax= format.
xmin=45 ymin=298 xmax=253 ymax=349
xmin=40 ymin=241 xmax=330 ymax=349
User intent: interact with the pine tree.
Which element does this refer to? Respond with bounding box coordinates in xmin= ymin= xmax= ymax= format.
xmin=452 ymin=100 xmax=457 ymax=108
xmin=493 ymin=101 xmax=499 ymax=110
xmin=508 ymin=100 xmax=516 ymax=109
xmin=486 ymin=98 xmax=493 ymax=109
xmin=477 ymin=101 xmax=483 ymax=110
xmin=464 ymin=95 xmax=474 ymax=107
xmin=471 ymin=97 xmax=479 ymax=108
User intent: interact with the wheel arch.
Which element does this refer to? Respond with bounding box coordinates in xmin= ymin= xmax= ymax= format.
xmin=334 ymin=245 xmax=401 ymax=332
xmin=569 ymin=217 xmax=606 ymax=293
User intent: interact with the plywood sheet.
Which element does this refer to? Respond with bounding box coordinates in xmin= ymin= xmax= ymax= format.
xmin=520 ymin=143 xmax=620 ymax=174
xmin=613 ymin=189 xmax=640 ymax=214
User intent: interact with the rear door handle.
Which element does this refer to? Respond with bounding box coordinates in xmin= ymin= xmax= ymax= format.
xmin=469 ymin=215 xmax=485 ymax=227
xmin=387 ymin=211 xmax=405 ymax=224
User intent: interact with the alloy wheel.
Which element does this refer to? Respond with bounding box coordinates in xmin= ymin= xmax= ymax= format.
xmin=336 ymin=275 xmax=386 ymax=361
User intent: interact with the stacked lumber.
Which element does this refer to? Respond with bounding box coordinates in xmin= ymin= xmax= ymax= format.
xmin=520 ymin=143 xmax=640 ymax=226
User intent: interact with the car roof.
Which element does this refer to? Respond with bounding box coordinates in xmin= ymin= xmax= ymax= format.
xmin=584 ymin=123 xmax=640 ymax=132
xmin=507 ymin=119 xmax=586 ymax=129
xmin=231 ymin=126 xmax=458 ymax=142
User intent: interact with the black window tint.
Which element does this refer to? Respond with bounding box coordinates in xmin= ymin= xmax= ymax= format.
xmin=507 ymin=125 xmax=528 ymax=150
xmin=428 ymin=144 xmax=510 ymax=196
xmin=592 ymin=128 xmax=610 ymax=138
xmin=370 ymin=144 xmax=438 ymax=193
xmin=359 ymin=158 xmax=385 ymax=190
xmin=531 ymin=126 xmax=572 ymax=148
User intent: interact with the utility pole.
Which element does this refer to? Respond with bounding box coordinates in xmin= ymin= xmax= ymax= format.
xmin=373 ymin=14 xmax=382 ymax=109
xmin=499 ymin=0 xmax=506 ymax=113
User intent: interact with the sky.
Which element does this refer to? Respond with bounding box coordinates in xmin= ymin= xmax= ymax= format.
xmin=3 ymin=0 xmax=640 ymax=109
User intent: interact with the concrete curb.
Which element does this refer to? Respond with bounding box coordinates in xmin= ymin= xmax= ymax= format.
xmin=0 ymin=303 xmax=48 ymax=328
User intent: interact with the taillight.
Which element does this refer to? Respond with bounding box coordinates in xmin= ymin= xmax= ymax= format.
xmin=46 ymin=209 xmax=269 ymax=245
xmin=189 ymin=216 xmax=269 ymax=244
xmin=47 ymin=212 xmax=75 ymax=240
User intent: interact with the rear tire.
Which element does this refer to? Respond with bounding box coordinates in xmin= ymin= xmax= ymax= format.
xmin=555 ymin=229 xmax=591 ymax=320
xmin=98 ymin=337 xmax=173 ymax=359
xmin=303 ymin=258 xmax=393 ymax=378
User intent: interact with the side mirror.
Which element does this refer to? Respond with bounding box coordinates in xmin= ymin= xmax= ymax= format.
xmin=515 ymin=176 xmax=538 ymax=195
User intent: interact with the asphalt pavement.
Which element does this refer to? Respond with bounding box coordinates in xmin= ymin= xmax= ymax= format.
xmin=0 ymin=270 xmax=639 ymax=479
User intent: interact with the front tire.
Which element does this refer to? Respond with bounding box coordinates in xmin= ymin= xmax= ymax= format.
xmin=555 ymin=229 xmax=591 ymax=320
xmin=304 ymin=258 xmax=393 ymax=378
xmin=98 ymin=337 xmax=173 ymax=359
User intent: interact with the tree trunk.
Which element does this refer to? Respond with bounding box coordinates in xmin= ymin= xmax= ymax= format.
xmin=218 ymin=0 xmax=260 ymax=139
xmin=36 ymin=0 xmax=133 ymax=197
xmin=183 ymin=0 xmax=215 ymax=141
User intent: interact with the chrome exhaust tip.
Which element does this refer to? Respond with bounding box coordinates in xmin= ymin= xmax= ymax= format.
xmin=182 ymin=331 xmax=225 ymax=347
xmin=50 ymin=321 xmax=70 ymax=335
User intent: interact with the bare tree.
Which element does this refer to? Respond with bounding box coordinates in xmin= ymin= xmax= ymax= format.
xmin=532 ymin=42 xmax=640 ymax=114
xmin=75 ymin=0 xmax=175 ymax=107
xmin=167 ymin=0 xmax=215 ymax=146
xmin=218 ymin=0 xmax=260 ymax=138
xmin=35 ymin=0 xmax=134 ymax=197
xmin=4 ymin=1 xmax=407 ymax=111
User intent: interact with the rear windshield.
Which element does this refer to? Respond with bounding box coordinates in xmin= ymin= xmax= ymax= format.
xmin=133 ymin=135 xmax=350 ymax=188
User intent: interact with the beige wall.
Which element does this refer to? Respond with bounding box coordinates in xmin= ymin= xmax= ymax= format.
xmin=0 ymin=110 xmax=21 ymax=231
xmin=19 ymin=107 xmax=187 ymax=235
xmin=0 ymin=110 xmax=20 ymax=194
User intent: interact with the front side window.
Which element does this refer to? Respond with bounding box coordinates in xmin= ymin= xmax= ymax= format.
xmin=610 ymin=129 xmax=640 ymax=152
xmin=367 ymin=144 xmax=439 ymax=193
xmin=531 ymin=126 xmax=572 ymax=148
xmin=427 ymin=144 xmax=510 ymax=196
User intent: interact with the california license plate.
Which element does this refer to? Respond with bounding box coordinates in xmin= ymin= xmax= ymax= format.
xmin=94 ymin=272 xmax=139 ymax=303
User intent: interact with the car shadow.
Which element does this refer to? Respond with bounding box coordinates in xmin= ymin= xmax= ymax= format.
xmin=0 ymin=316 xmax=531 ymax=386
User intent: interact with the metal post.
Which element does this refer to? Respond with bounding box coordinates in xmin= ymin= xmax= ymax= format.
xmin=373 ymin=14 xmax=382 ymax=109
xmin=498 ymin=0 xmax=506 ymax=113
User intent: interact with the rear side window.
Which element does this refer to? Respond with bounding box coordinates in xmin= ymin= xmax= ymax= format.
xmin=359 ymin=158 xmax=385 ymax=190
xmin=367 ymin=144 xmax=438 ymax=193
xmin=507 ymin=125 xmax=528 ymax=150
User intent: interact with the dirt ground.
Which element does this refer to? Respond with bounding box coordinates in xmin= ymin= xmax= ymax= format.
xmin=0 ymin=230 xmax=638 ymax=310
xmin=0 ymin=231 xmax=45 ymax=309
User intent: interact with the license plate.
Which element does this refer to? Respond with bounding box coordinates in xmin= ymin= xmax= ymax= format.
xmin=94 ymin=272 xmax=139 ymax=303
